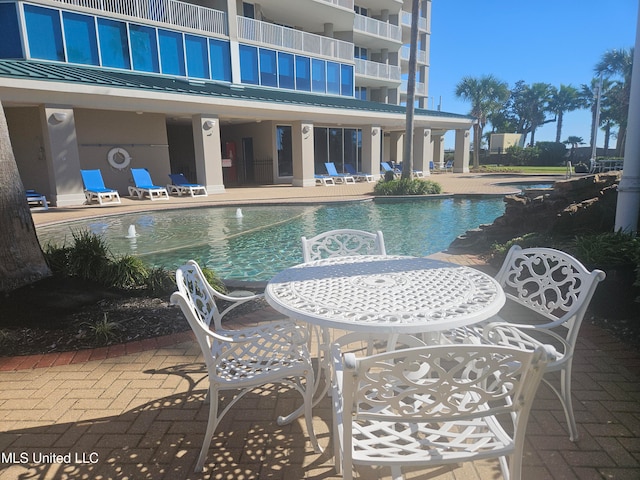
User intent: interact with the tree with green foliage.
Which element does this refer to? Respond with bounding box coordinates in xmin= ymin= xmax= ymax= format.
xmin=564 ymin=135 xmax=584 ymax=161
xmin=455 ymin=74 xmax=510 ymax=168
xmin=509 ymin=81 xmax=555 ymax=146
xmin=549 ymin=85 xmax=585 ymax=143
xmin=595 ymin=48 xmax=634 ymax=155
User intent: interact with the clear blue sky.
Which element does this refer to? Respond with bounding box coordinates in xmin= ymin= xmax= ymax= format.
xmin=428 ymin=0 xmax=638 ymax=149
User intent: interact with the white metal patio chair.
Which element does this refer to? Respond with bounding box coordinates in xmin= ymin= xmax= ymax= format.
xmin=171 ymin=260 xmax=320 ymax=472
xmin=301 ymin=229 xmax=386 ymax=263
xmin=332 ymin=343 xmax=549 ymax=480
xmin=478 ymin=246 xmax=606 ymax=441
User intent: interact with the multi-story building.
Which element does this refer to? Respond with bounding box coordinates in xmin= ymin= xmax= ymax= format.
xmin=0 ymin=0 xmax=473 ymax=206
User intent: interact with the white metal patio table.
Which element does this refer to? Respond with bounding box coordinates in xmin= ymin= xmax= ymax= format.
xmin=265 ymin=255 xmax=506 ymax=423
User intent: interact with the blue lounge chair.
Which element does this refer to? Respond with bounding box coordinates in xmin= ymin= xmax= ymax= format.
xmin=344 ymin=164 xmax=375 ymax=183
xmin=129 ymin=168 xmax=170 ymax=200
xmin=26 ymin=189 xmax=48 ymax=210
xmin=324 ymin=162 xmax=355 ymax=184
xmin=441 ymin=160 xmax=453 ymax=173
xmin=315 ymin=174 xmax=336 ymax=186
xmin=167 ymin=173 xmax=207 ymax=197
xmin=80 ymin=169 xmax=121 ymax=205
xmin=380 ymin=162 xmax=401 ymax=178
xmin=395 ymin=163 xmax=425 ymax=178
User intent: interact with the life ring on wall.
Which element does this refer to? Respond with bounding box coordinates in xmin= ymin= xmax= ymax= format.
xmin=107 ymin=147 xmax=131 ymax=170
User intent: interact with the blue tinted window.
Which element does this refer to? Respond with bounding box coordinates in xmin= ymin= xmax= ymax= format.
xmin=159 ymin=29 xmax=185 ymax=75
xmin=278 ymin=52 xmax=294 ymax=89
xmin=259 ymin=48 xmax=277 ymax=87
xmin=185 ymin=35 xmax=209 ymax=78
xmin=295 ymin=56 xmax=310 ymax=91
xmin=341 ymin=64 xmax=354 ymax=97
xmin=0 ymin=4 xmax=23 ymax=58
xmin=326 ymin=62 xmax=340 ymax=95
xmin=311 ymin=59 xmax=325 ymax=93
xmin=97 ymin=18 xmax=130 ymax=69
xmin=130 ymin=24 xmax=159 ymax=72
xmin=209 ymin=39 xmax=231 ymax=81
xmin=63 ymin=12 xmax=98 ymax=65
xmin=24 ymin=5 xmax=64 ymax=61
xmin=239 ymin=44 xmax=258 ymax=84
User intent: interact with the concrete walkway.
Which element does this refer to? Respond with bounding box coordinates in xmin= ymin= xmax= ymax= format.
xmin=2 ymin=172 xmax=638 ymax=479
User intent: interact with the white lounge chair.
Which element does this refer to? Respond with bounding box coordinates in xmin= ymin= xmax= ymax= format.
xmin=324 ymin=162 xmax=356 ymax=184
xmin=128 ymin=168 xmax=169 ymax=200
xmin=332 ymin=344 xmax=549 ymax=480
xmin=80 ymin=169 xmax=121 ymax=205
xmin=315 ymin=174 xmax=336 ymax=186
xmin=344 ymin=164 xmax=375 ymax=183
xmin=171 ymin=260 xmax=321 ymax=472
xmin=167 ymin=173 xmax=207 ymax=197
xmin=25 ymin=189 xmax=48 ymax=210
xmin=380 ymin=162 xmax=401 ymax=178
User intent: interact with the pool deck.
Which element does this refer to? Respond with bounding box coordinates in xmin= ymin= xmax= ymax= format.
xmin=3 ymin=171 xmax=639 ymax=479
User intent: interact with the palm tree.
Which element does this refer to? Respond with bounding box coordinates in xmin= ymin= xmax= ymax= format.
xmin=455 ymin=75 xmax=510 ymax=168
xmin=510 ymin=82 xmax=555 ymax=146
xmin=0 ymin=100 xmax=51 ymax=292
xmin=563 ymin=135 xmax=584 ymax=161
xmin=549 ymin=85 xmax=585 ymax=143
xmin=595 ymin=48 xmax=634 ymax=155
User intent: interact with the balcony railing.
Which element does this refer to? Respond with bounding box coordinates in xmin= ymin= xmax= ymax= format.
xmin=401 ymin=10 xmax=427 ymax=31
xmin=316 ymin=0 xmax=354 ymax=9
xmin=52 ymin=0 xmax=228 ymax=36
xmin=400 ymin=46 xmax=427 ymax=64
xmin=355 ymin=59 xmax=401 ymax=82
xmin=400 ymin=79 xmax=426 ymax=96
xmin=237 ymin=17 xmax=354 ymax=62
xmin=353 ymin=14 xmax=401 ymax=43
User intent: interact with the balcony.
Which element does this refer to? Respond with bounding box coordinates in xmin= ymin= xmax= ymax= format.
xmin=355 ymin=59 xmax=401 ymax=86
xmin=237 ymin=17 xmax=354 ymax=62
xmin=316 ymin=0 xmax=354 ymax=8
xmin=400 ymin=79 xmax=427 ymax=97
xmin=401 ymin=10 xmax=427 ymax=32
xmin=353 ymin=14 xmax=402 ymax=49
xmin=52 ymin=0 xmax=228 ymax=36
xmin=400 ymin=45 xmax=427 ymax=65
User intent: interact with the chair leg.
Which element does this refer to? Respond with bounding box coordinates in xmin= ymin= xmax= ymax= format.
xmin=303 ymin=371 xmax=322 ymax=454
xmin=195 ymin=386 xmax=219 ymax=472
xmin=560 ymin=367 xmax=579 ymax=441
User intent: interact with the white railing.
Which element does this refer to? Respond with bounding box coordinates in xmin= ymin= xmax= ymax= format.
xmin=315 ymin=0 xmax=354 ymax=9
xmin=52 ymin=0 xmax=228 ymax=36
xmin=401 ymin=10 xmax=427 ymax=31
xmin=400 ymin=45 xmax=427 ymax=64
xmin=238 ymin=17 xmax=354 ymax=62
xmin=400 ymin=79 xmax=426 ymax=96
xmin=355 ymin=59 xmax=401 ymax=82
xmin=353 ymin=14 xmax=402 ymax=42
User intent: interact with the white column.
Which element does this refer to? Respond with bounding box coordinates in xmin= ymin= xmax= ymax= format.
xmin=292 ymin=122 xmax=315 ymax=187
xmin=226 ymin=0 xmax=241 ymax=85
xmin=412 ymin=127 xmax=430 ymax=175
xmin=362 ymin=125 xmax=381 ymax=178
xmin=615 ymin=2 xmax=640 ymax=233
xmin=193 ymin=115 xmax=224 ymax=193
xmin=432 ymin=133 xmax=445 ymax=169
xmin=454 ymin=129 xmax=471 ymax=173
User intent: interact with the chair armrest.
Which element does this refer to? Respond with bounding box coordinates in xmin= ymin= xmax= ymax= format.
xmin=482 ymin=322 xmax=569 ymax=360
xmin=217 ymin=292 xmax=265 ymax=321
xmin=221 ymin=320 xmax=310 ymax=346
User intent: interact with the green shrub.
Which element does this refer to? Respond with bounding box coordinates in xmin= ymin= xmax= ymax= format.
xmin=535 ymin=142 xmax=567 ymax=166
xmin=571 ymin=231 xmax=640 ymax=268
xmin=145 ymin=267 xmax=176 ymax=296
xmin=106 ymin=255 xmax=149 ymax=290
xmin=374 ymin=178 xmax=442 ymax=196
xmin=201 ymin=266 xmax=228 ymax=294
xmin=83 ymin=313 xmax=122 ymax=344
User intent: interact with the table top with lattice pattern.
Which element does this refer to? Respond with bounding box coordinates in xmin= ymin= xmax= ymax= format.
xmin=265 ymin=256 xmax=506 ymax=334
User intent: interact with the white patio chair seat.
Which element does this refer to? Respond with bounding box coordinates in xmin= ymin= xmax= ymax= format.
xmin=301 ymin=229 xmax=386 ymax=263
xmin=332 ymin=344 xmax=549 ymax=480
xmin=474 ymin=246 xmax=606 ymax=441
xmin=171 ymin=260 xmax=320 ymax=472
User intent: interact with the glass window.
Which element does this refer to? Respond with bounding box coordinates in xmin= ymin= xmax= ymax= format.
xmin=24 ymin=5 xmax=64 ymax=61
xmin=259 ymin=48 xmax=277 ymax=87
xmin=97 ymin=18 xmax=130 ymax=69
xmin=63 ymin=12 xmax=99 ymax=65
xmin=341 ymin=64 xmax=354 ymax=97
xmin=344 ymin=128 xmax=359 ymax=171
xmin=354 ymin=46 xmax=367 ymax=60
xmin=326 ymin=62 xmax=340 ymax=95
xmin=278 ymin=52 xmax=294 ymax=89
xmin=0 ymin=4 xmax=22 ymax=58
xmin=276 ymin=125 xmax=293 ymax=177
xmin=295 ymin=55 xmax=310 ymax=91
xmin=311 ymin=59 xmax=325 ymax=93
xmin=209 ymin=39 xmax=231 ymax=81
xmin=158 ymin=29 xmax=185 ymax=75
xmin=243 ymin=2 xmax=255 ymax=18
xmin=129 ymin=24 xmax=159 ymax=73
xmin=329 ymin=128 xmax=343 ymax=169
xmin=314 ymin=127 xmax=328 ymax=172
xmin=239 ymin=44 xmax=259 ymax=84
xmin=185 ymin=34 xmax=209 ymax=78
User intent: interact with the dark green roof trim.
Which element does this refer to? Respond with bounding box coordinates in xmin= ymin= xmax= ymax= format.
xmin=0 ymin=59 xmax=474 ymax=120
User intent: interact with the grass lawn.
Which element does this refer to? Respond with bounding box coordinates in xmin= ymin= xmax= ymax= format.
xmin=473 ymin=165 xmax=571 ymax=174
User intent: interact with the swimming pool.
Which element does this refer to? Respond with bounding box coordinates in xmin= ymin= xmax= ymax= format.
xmin=36 ymin=198 xmax=506 ymax=282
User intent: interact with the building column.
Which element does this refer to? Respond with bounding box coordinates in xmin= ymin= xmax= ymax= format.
xmin=388 ymin=131 xmax=403 ymax=164
xmin=362 ymin=125 xmax=381 ymax=178
xmin=40 ymin=106 xmax=85 ymax=207
xmin=292 ymin=121 xmax=315 ymax=187
xmin=454 ymin=129 xmax=471 ymax=173
xmin=226 ymin=0 xmax=241 ymax=85
xmin=413 ymin=128 xmax=431 ymax=175
xmin=193 ymin=115 xmax=224 ymax=193
xmin=432 ymin=133 xmax=445 ymax=169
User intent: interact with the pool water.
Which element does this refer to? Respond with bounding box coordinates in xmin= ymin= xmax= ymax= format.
xmin=36 ymin=198 xmax=506 ymax=282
